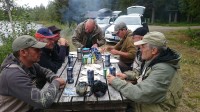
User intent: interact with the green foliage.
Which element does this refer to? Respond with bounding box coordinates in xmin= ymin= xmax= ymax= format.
xmin=179 ymin=0 xmax=200 ymax=22
xmin=0 ymin=36 xmax=13 ymax=64
xmin=184 ymin=28 xmax=200 ymax=49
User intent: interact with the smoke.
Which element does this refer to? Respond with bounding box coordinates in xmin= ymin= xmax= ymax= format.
xmin=62 ymin=0 xmax=117 ymax=24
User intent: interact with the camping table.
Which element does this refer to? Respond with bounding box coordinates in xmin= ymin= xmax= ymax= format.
xmin=45 ymin=52 xmax=131 ymax=111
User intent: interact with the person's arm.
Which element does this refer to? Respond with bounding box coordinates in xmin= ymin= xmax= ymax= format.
xmin=56 ymin=38 xmax=67 ymax=61
xmin=33 ymin=63 xmax=58 ymax=82
xmin=38 ymin=52 xmax=62 ymax=73
xmin=53 ymin=44 xmax=66 ymax=62
xmin=96 ymin=27 xmax=106 ymax=47
xmin=110 ymin=63 xmax=176 ymax=103
xmin=72 ymin=24 xmax=84 ymax=48
xmin=6 ymin=68 xmax=62 ymax=109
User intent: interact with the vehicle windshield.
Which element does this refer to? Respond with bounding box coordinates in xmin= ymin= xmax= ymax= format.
xmin=114 ymin=16 xmax=141 ymax=25
xmin=96 ymin=18 xmax=110 ymax=24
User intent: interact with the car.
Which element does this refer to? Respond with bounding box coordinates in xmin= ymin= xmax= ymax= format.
xmin=95 ymin=16 xmax=115 ymax=33
xmin=105 ymin=6 xmax=148 ymax=43
xmin=105 ymin=14 xmax=144 ymax=43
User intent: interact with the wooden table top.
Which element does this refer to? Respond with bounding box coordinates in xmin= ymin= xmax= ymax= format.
xmin=46 ymin=53 xmax=131 ymax=111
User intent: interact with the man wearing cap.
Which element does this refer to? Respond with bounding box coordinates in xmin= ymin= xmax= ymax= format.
xmin=105 ymin=22 xmax=135 ymax=72
xmin=35 ymin=27 xmax=67 ymax=73
xmin=72 ymin=19 xmax=106 ymax=48
xmin=0 ymin=35 xmax=66 ymax=111
xmin=48 ymin=25 xmax=70 ymax=57
xmin=107 ymin=32 xmax=183 ymax=112
xmin=122 ymin=27 xmax=148 ymax=83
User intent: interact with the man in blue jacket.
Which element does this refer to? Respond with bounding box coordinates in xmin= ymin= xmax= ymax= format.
xmin=0 ymin=35 xmax=66 ymax=111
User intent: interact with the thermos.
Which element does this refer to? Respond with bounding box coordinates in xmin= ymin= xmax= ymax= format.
xmin=77 ymin=48 xmax=82 ymax=60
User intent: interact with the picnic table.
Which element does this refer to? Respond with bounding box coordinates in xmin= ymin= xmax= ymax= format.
xmin=45 ymin=52 xmax=131 ymax=111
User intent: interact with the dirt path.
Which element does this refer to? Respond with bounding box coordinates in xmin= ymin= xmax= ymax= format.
xmin=149 ymin=25 xmax=200 ymax=32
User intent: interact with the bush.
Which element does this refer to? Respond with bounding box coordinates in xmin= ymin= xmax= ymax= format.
xmin=0 ymin=22 xmax=36 ymax=64
xmin=184 ymin=28 xmax=200 ymax=49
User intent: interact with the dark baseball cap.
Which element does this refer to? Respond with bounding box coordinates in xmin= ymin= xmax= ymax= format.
xmin=12 ymin=35 xmax=47 ymax=52
xmin=48 ymin=25 xmax=61 ymax=34
xmin=132 ymin=27 xmax=148 ymax=37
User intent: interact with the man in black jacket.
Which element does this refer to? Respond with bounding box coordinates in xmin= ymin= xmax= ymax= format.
xmin=35 ymin=27 xmax=67 ymax=73
xmin=48 ymin=25 xmax=70 ymax=57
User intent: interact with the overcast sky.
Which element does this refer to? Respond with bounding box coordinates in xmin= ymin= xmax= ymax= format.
xmin=15 ymin=0 xmax=53 ymax=8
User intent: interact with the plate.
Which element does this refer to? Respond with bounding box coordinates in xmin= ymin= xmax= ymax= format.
xmin=69 ymin=51 xmax=77 ymax=57
xmin=79 ymin=76 xmax=100 ymax=82
xmin=84 ymin=64 xmax=101 ymax=69
xmin=81 ymin=69 xmax=98 ymax=75
xmin=110 ymin=59 xmax=119 ymax=63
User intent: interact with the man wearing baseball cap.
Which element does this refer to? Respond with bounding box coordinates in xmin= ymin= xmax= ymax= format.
xmin=35 ymin=27 xmax=67 ymax=73
xmin=105 ymin=22 xmax=135 ymax=72
xmin=107 ymin=32 xmax=183 ymax=112
xmin=48 ymin=25 xmax=70 ymax=57
xmin=0 ymin=35 xmax=66 ymax=111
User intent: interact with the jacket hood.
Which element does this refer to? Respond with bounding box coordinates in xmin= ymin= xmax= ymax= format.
xmin=149 ymin=48 xmax=181 ymax=69
xmin=0 ymin=54 xmax=20 ymax=72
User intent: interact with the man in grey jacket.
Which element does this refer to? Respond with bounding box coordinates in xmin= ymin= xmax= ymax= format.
xmin=0 ymin=35 xmax=66 ymax=111
xmin=72 ymin=19 xmax=106 ymax=48
xmin=107 ymin=32 xmax=183 ymax=112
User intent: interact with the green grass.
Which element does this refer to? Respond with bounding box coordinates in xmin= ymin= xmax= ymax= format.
xmin=152 ymin=22 xmax=200 ymax=26
xmin=165 ymin=30 xmax=200 ymax=111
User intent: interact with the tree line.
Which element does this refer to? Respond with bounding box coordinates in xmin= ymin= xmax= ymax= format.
xmin=0 ymin=0 xmax=200 ymax=24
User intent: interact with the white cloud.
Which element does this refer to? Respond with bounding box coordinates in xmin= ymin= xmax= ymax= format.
xmin=15 ymin=0 xmax=53 ymax=8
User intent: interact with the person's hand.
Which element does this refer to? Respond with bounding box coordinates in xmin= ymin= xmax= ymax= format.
xmin=110 ymin=49 xmax=119 ymax=55
xmin=106 ymin=46 xmax=113 ymax=51
xmin=92 ymin=44 xmax=98 ymax=48
xmin=107 ymin=74 xmax=116 ymax=84
xmin=55 ymin=78 xmax=66 ymax=89
xmin=65 ymin=40 xmax=69 ymax=46
xmin=100 ymin=47 xmax=106 ymax=54
xmin=116 ymin=73 xmax=127 ymax=80
xmin=58 ymin=38 xmax=66 ymax=46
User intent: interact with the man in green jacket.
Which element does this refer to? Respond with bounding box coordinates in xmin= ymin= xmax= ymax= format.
xmin=107 ymin=32 xmax=183 ymax=112
xmin=72 ymin=19 xmax=106 ymax=48
xmin=105 ymin=22 xmax=135 ymax=72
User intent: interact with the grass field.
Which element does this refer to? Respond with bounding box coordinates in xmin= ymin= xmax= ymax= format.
xmin=164 ymin=31 xmax=200 ymax=112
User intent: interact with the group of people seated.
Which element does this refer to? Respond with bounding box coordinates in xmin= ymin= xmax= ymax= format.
xmin=0 ymin=18 xmax=183 ymax=112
